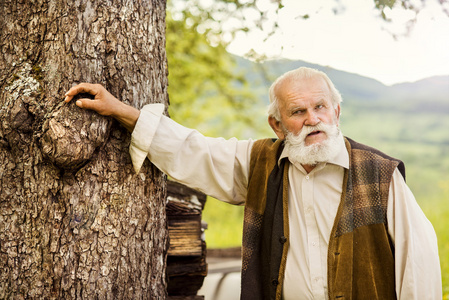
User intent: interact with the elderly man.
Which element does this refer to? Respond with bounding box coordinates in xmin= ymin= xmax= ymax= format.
xmin=65 ymin=67 xmax=441 ymax=300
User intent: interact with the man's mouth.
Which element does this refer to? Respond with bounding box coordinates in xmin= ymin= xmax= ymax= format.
xmin=307 ymin=130 xmax=322 ymax=137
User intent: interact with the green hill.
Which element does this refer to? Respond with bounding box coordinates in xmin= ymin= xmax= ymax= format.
xmin=236 ymin=56 xmax=449 ymax=104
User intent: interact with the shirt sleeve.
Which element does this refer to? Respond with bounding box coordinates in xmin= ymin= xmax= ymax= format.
xmin=130 ymin=103 xmax=253 ymax=205
xmin=129 ymin=103 xmax=165 ymax=174
xmin=387 ymin=168 xmax=442 ymax=300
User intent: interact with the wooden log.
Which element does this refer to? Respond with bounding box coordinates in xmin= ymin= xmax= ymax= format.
xmin=167 ymin=215 xmax=203 ymax=256
xmin=167 ymin=246 xmax=207 ymax=276
xmin=166 ymin=181 xmax=208 ymax=297
xmin=167 ymin=181 xmax=207 ymax=211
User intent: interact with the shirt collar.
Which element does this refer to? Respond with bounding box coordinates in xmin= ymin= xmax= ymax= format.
xmin=278 ymin=134 xmax=349 ymax=170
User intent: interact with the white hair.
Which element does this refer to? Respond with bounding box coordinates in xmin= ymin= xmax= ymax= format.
xmin=268 ymin=67 xmax=342 ymax=121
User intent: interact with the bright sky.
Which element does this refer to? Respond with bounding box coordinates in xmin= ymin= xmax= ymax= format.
xmin=226 ymin=0 xmax=449 ymax=85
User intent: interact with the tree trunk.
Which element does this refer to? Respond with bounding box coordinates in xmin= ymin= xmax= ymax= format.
xmin=0 ymin=0 xmax=169 ymax=299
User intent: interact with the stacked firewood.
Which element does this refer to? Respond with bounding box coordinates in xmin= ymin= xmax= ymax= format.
xmin=166 ymin=181 xmax=208 ymax=300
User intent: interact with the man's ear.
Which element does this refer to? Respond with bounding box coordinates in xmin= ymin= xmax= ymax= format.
xmin=268 ymin=116 xmax=285 ymax=140
xmin=335 ymin=104 xmax=341 ymax=126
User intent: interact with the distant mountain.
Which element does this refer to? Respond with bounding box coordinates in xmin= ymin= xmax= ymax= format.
xmin=235 ymin=56 xmax=449 ymax=111
xmin=390 ymin=76 xmax=449 ymax=103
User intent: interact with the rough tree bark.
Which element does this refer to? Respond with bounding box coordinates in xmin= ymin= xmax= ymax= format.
xmin=0 ymin=0 xmax=169 ymax=299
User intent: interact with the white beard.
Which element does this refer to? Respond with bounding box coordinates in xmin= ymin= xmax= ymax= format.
xmin=284 ymin=122 xmax=342 ymax=166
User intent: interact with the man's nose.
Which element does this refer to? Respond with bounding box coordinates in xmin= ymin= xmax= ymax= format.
xmin=304 ymin=110 xmax=320 ymax=126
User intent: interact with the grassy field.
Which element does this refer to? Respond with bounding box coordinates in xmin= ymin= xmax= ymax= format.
xmin=422 ymin=195 xmax=449 ymax=298
xmin=202 ymin=102 xmax=449 ymax=297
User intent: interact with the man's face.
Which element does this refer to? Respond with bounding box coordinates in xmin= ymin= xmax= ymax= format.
xmin=269 ymin=76 xmax=340 ymax=145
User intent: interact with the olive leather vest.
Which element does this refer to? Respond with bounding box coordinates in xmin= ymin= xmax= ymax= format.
xmin=240 ymin=137 xmax=405 ymax=300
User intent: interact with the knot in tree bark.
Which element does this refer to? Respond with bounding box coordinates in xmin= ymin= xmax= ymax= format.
xmin=40 ymin=102 xmax=111 ymax=171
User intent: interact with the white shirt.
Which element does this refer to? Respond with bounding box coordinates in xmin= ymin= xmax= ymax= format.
xmin=130 ymin=104 xmax=442 ymax=300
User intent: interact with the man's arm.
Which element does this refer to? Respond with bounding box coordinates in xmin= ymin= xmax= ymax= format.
xmin=64 ymin=83 xmax=253 ymax=203
xmin=387 ymin=169 xmax=442 ymax=299
xmin=135 ymin=108 xmax=253 ymax=204
xmin=64 ymin=83 xmax=140 ymax=132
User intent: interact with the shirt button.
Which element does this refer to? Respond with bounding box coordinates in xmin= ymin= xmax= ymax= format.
xmin=305 ymin=175 xmax=310 ymax=180
xmin=312 ymin=242 xmax=317 ymax=246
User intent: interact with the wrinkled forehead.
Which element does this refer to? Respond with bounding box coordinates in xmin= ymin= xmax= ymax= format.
xmin=275 ymin=75 xmax=332 ymax=103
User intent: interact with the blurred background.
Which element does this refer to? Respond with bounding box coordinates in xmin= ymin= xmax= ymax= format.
xmin=164 ymin=0 xmax=449 ymax=297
